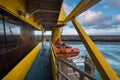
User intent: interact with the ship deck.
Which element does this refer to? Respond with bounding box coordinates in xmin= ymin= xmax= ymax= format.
xmin=25 ymin=42 xmax=53 ymax=80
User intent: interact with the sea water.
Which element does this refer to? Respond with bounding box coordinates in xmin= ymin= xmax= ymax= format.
xmin=65 ymin=41 xmax=120 ymax=80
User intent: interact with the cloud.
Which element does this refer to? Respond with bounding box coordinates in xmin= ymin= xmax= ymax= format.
xmin=115 ymin=15 xmax=120 ymax=23
xmin=63 ymin=3 xmax=114 ymax=29
xmin=85 ymin=27 xmax=120 ymax=35
xmin=62 ymin=26 xmax=78 ymax=35
xmin=77 ymin=10 xmax=115 ymax=29
xmin=78 ymin=10 xmax=102 ymax=26
xmin=63 ymin=2 xmax=115 ymax=29
xmin=65 ymin=21 xmax=74 ymax=28
xmin=62 ymin=1 xmax=120 ymax=35
xmin=77 ymin=10 xmax=120 ymax=29
xmin=112 ymin=14 xmax=120 ymax=28
xmin=103 ymin=0 xmax=120 ymax=9
xmin=63 ymin=3 xmax=73 ymax=16
xmin=62 ymin=25 xmax=120 ymax=35
xmin=63 ymin=1 xmax=80 ymax=16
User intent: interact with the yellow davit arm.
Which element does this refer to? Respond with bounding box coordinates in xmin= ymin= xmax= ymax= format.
xmin=57 ymin=7 xmax=66 ymax=25
xmin=65 ymin=0 xmax=100 ymax=23
xmin=72 ymin=18 xmax=120 ymax=80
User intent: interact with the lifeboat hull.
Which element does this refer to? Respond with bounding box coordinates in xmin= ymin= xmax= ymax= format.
xmin=54 ymin=45 xmax=79 ymax=58
xmin=57 ymin=52 xmax=79 ymax=58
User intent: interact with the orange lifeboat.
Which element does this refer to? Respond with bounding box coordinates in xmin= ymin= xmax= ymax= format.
xmin=54 ymin=39 xmax=79 ymax=58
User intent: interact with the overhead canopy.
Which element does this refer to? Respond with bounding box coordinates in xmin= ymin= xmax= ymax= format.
xmin=26 ymin=0 xmax=100 ymax=31
xmin=26 ymin=0 xmax=63 ymax=30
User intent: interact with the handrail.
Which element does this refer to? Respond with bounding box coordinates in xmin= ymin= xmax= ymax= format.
xmin=58 ymin=70 xmax=70 ymax=80
xmin=2 ymin=42 xmax=42 ymax=80
xmin=50 ymin=41 xmax=97 ymax=80
xmin=58 ymin=58 xmax=97 ymax=80
xmin=51 ymin=44 xmax=57 ymax=59
xmin=50 ymin=41 xmax=58 ymax=80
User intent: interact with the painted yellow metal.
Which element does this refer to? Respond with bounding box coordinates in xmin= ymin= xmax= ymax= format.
xmin=0 ymin=0 xmax=42 ymax=30
xmin=51 ymin=46 xmax=58 ymax=80
xmin=2 ymin=43 xmax=42 ymax=80
xmin=71 ymin=18 xmax=120 ymax=80
xmin=52 ymin=27 xmax=61 ymax=44
xmin=51 ymin=8 xmax=64 ymax=79
xmin=52 ymin=7 xmax=66 ymax=44
xmin=57 ymin=7 xmax=66 ymax=25
xmin=64 ymin=0 xmax=100 ymax=23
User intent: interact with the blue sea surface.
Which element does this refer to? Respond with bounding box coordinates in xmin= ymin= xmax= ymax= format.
xmin=65 ymin=41 xmax=120 ymax=80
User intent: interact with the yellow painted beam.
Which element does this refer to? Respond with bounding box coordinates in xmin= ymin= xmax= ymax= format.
xmin=57 ymin=7 xmax=66 ymax=25
xmin=0 ymin=0 xmax=42 ymax=30
xmin=52 ymin=27 xmax=61 ymax=44
xmin=51 ymin=46 xmax=57 ymax=80
xmin=65 ymin=0 xmax=100 ymax=23
xmin=71 ymin=18 xmax=120 ymax=80
xmin=2 ymin=43 xmax=42 ymax=80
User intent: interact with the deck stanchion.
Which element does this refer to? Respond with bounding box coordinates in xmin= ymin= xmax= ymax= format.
xmin=52 ymin=27 xmax=61 ymax=44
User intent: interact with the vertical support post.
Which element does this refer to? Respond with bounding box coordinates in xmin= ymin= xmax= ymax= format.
xmin=84 ymin=56 xmax=95 ymax=76
xmin=58 ymin=61 xmax=61 ymax=80
xmin=80 ymin=73 xmax=84 ymax=80
xmin=71 ymin=18 xmax=120 ymax=80
xmin=52 ymin=27 xmax=61 ymax=44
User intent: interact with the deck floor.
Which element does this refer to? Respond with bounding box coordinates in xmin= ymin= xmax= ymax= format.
xmin=25 ymin=42 xmax=53 ymax=80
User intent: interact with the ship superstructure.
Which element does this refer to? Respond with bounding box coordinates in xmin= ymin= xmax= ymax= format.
xmin=0 ymin=0 xmax=120 ymax=80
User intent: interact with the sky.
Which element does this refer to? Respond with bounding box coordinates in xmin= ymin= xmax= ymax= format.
xmin=61 ymin=0 xmax=120 ymax=35
xmin=0 ymin=0 xmax=119 ymax=36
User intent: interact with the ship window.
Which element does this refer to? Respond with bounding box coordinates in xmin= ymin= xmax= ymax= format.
xmin=34 ymin=30 xmax=42 ymax=42
xmin=0 ymin=9 xmax=38 ymax=79
xmin=0 ymin=14 xmax=6 ymax=54
xmin=3 ymin=12 xmax=38 ymax=52
xmin=4 ymin=15 xmax=24 ymax=51
xmin=0 ymin=12 xmax=9 ymax=79
xmin=27 ymin=25 xmax=35 ymax=41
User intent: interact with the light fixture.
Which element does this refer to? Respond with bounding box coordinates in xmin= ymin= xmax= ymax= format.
xmin=25 ymin=13 xmax=30 ymax=19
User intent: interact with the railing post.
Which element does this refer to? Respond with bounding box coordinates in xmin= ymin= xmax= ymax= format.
xmin=84 ymin=56 xmax=95 ymax=76
xmin=80 ymin=73 xmax=84 ymax=80
xmin=58 ymin=60 xmax=61 ymax=80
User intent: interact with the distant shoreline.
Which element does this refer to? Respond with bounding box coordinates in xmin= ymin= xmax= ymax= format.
xmin=64 ymin=41 xmax=120 ymax=45
xmin=43 ymin=35 xmax=120 ymax=42
xmin=1 ymin=35 xmax=120 ymax=42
